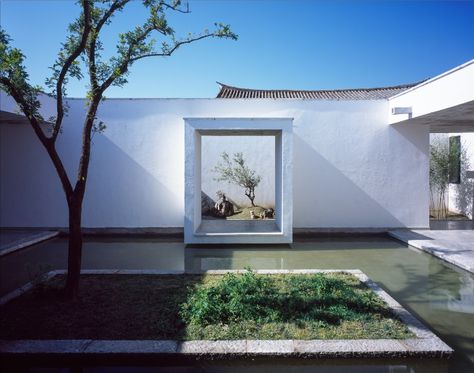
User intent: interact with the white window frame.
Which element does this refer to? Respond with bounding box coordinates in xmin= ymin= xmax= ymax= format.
xmin=184 ymin=117 xmax=293 ymax=244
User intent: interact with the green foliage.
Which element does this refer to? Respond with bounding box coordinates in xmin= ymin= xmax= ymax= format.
xmin=181 ymin=270 xmax=277 ymax=325
xmin=0 ymin=29 xmax=43 ymax=121
xmin=2 ymin=0 xmax=238 ymax=130
xmin=429 ymin=137 xmax=469 ymax=218
xmin=98 ymin=0 xmax=237 ymax=89
xmin=430 ymin=137 xmax=453 ymax=195
xmin=213 ymin=152 xmax=261 ymax=205
xmin=180 ymin=270 xmax=390 ymax=329
xmin=0 ymin=273 xmax=412 ymax=341
xmin=1 ymin=1 xmax=238 ymax=298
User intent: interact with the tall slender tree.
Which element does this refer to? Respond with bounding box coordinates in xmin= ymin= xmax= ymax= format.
xmin=0 ymin=0 xmax=237 ymax=299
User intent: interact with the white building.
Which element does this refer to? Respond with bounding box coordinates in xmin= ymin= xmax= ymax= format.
xmin=1 ymin=60 xmax=473 ymax=243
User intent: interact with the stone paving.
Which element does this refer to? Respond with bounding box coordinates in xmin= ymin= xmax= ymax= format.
xmin=389 ymin=229 xmax=474 ymax=274
xmin=0 ymin=269 xmax=453 ymax=359
xmin=0 ymin=229 xmax=59 ymax=257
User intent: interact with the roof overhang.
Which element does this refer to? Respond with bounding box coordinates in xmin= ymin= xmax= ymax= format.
xmin=0 ymin=110 xmax=32 ymax=125
xmin=393 ymin=101 xmax=474 ymax=133
xmin=0 ymin=110 xmax=54 ymax=128
xmin=389 ymin=60 xmax=474 ymax=133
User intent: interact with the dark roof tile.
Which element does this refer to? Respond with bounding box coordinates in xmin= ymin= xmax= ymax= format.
xmin=215 ymin=81 xmax=423 ymax=100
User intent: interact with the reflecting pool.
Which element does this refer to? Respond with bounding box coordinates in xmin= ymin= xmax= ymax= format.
xmin=1 ymin=235 xmax=473 ymax=372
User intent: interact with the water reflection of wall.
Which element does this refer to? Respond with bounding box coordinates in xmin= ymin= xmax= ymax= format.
xmin=446 ymin=271 xmax=474 ymax=314
xmin=428 ymin=258 xmax=474 ymax=315
xmin=184 ymin=247 xmax=287 ymax=272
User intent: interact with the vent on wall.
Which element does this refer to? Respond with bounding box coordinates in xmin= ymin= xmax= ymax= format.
xmin=391 ymin=107 xmax=412 ymax=115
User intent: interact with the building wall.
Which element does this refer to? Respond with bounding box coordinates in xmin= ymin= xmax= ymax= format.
xmin=0 ymin=93 xmax=430 ymax=229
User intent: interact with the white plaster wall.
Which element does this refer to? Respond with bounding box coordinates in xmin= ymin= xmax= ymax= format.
xmin=0 ymin=92 xmax=69 ymax=227
xmin=0 ymin=95 xmax=430 ymax=229
xmin=388 ymin=60 xmax=474 ymax=124
xmin=201 ymin=135 xmax=275 ymax=207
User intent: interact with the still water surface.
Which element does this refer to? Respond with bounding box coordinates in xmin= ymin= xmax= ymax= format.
xmin=1 ymin=236 xmax=473 ymax=372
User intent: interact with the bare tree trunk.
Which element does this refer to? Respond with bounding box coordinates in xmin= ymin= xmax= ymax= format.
xmin=245 ymin=187 xmax=256 ymax=207
xmin=65 ymin=196 xmax=83 ymax=299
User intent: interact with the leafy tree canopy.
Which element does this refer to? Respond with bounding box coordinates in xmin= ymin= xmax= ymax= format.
xmin=214 ymin=152 xmax=261 ymax=206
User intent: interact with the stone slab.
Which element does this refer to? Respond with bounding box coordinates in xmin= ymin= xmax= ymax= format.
xmin=400 ymin=338 xmax=453 ymax=357
xmin=85 ymin=340 xmax=177 ymax=353
xmin=294 ymin=339 xmax=407 ymax=357
xmin=389 ymin=229 xmax=474 ymax=274
xmin=0 ymin=271 xmax=58 ymax=306
xmin=178 ymin=340 xmax=246 ymax=354
xmin=0 ymin=340 xmax=91 ymax=354
xmin=0 ymin=230 xmax=59 ymax=257
xmin=246 ymin=340 xmax=294 ymax=354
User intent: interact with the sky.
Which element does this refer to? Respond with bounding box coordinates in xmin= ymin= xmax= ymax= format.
xmin=1 ymin=0 xmax=473 ymax=98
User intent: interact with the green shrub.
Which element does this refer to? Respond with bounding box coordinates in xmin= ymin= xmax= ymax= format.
xmin=180 ymin=270 xmax=390 ymax=328
xmin=180 ymin=270 xmax=278 ymax=325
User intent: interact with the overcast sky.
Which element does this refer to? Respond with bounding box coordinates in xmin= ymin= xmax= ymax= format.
xmin=1 ymin=0 xmax=473 ymax=98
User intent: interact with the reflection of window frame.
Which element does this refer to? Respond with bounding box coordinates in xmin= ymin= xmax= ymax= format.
xmin=449 ymin=136 xmax=461 ymax=184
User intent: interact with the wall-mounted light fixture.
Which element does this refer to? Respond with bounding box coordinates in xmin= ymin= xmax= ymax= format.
xmin=392 ymin=107 xmax=413 ymax=119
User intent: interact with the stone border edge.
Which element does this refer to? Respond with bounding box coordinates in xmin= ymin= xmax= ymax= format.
xmin=388 ymin=230 xmax=474 ymax=275
xmin=0 ymin=269 xmax=453 ymax=358
xmin=0 ymin=231 xmax=59 ymax=258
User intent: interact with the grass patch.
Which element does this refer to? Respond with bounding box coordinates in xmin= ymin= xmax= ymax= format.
xmin=0 ymin=271 xmax=413 ymax=340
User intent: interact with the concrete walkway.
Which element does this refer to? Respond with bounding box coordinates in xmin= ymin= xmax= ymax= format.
xmin=0 ymin=229 xmax=59 ymax=257
xmin=389 ymin=229 xmax=474 ymax=274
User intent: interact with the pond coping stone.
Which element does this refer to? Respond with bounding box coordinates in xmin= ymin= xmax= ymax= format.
xmin=0 ymin=230 xmax=59 ymax=257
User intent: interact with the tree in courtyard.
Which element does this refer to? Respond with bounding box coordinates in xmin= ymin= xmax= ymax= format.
xmin=429 ymin=136 xmax=470 ymax=219
xmin=0 ymin=0 xmax=237 ymax=299
xmin=213 ymin=152 xmax=261 ymax=207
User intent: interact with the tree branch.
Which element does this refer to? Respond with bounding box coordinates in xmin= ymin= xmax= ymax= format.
xmin=1 ymin=77 xmax=48 ymax=144
xmin=96 ymin=0 xmax=130 ymax=32
xmin=98 ymin=24 xmax=157 ymax=93
xmin=88 ymin=0 xmax=130 ymax=93
xmin=129 ymin=33 xmax=217 ymax=63
xmin=52 ymin=0 xmax=92 ymax=143
xmin=161 ymin=1 xmax=190 ymax=14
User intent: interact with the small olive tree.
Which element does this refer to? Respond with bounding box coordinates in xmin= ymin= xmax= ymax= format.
xmin=213 ymin=152 xmax=261 ymax=207
xmin=0 ymin=0 xmax=236 ymax=299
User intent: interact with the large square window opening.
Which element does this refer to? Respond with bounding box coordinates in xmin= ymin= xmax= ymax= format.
xmin=201 ymin=135 xmax=276 ymax=223
xmin=184 ymin=118 xmax=292 ymax=244
xmin=197 ymin=132 xmax=279 ymax=234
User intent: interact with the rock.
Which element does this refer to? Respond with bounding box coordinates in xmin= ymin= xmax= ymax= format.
xmin=262 ymin=208 xmax=275 ymax=219
xmin=213 ymin=193 xmax=234 ymax=217
xmin=201 ymin=192 xmax=215 ymax=216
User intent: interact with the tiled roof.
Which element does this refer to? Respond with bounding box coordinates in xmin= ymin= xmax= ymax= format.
xmin=216 ymin=81 xmax=422 ymax=100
